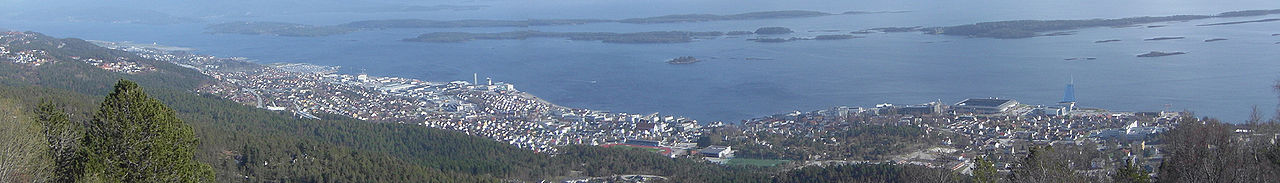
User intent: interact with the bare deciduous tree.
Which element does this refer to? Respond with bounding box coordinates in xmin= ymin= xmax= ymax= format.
xmin=0 ymin=99 xmax=46 ymax=182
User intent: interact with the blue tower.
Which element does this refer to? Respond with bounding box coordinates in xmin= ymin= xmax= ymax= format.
xmin=1061 ymin=83 xmax=1076 ymax=103
xmin=1057 ymin=80 xmax=1077 ymax=115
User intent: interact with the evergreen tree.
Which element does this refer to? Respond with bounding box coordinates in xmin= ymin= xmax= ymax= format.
xmin=972 ymin=156 xmax=999 ymax=183
xmin=36 ymin=101 xmax=84 ymax=182
xmin=1114 ymin=159 xmax=1150 ymax=183
xmin=80 ymin=80 xmax=213 ymax=182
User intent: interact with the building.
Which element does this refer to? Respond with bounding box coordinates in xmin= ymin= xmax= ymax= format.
xmin=899 ymin=101 xmax=946 ymax=115
xmin=953 ymin=98 xmax=1019 ymax=114
xmin=1057 ymin=83 xmax=1077 ymax=115
xmin=699 ymin=146 xmax=735 ymax=158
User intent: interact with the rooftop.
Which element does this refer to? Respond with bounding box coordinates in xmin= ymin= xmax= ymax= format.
xmin=957 ymin=98 xmax=1014 ymax=107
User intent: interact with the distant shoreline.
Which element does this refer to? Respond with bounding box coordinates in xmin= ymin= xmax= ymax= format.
xmin=926 ymin=9 xmax=1280 ymax=39
xmin=205 ymin=10 xmax=902 ymax=37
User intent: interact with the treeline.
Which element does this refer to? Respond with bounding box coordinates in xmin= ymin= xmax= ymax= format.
xmin=1157 ymin=117 xmax=1280 ymax=182
xmin=774 ymin=163 xmax=968 ymax=183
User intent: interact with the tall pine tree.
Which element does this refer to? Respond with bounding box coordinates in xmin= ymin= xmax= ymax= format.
xmin=80 ymin=80 xmax=212 ymax=182
xmin=36 ymin=101 xmax=84 ymax=182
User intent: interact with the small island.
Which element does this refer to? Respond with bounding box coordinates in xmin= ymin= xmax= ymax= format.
xmin=1144 ymin=37 xmax=1185 ymax=41
xmin=849 ymin=30 xmax=876 ymax=34
xmin=814 ymin=35 xmax=858 ymax=40
xmin=752 ymin=38 xmax=790 ymax=43
xmin=666 ymin=56 xmax=700 ymax=64
xmin=1095 ymin=39 xmax=1122 ymax=43
xmin=726 ymin=31 xmax=755 ymax=35
xmin=1272 ymin=33 xmax=1280 ymax=36
xmin=1204 ymin=38 xmax=1228 ymax=42
xmin=754 ymin=27 xmax=794 ymax=34
xmin=1137 ymin=51 xmax=1186 ymax=57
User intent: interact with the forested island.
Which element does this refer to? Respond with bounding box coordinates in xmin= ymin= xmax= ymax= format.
xmin=667 ymin=56 xmax=700 ymax=64
xmin=1197 ymin=18 xmax=1280 ymax=26
xmin=752 ymin=38 xmax=792 ymax=43
xmin=403 ymin=30 xmax=724 ymax=43
xmin=1095 ymin=39 xmax=1122 ymax=43
xmin=925 ymin=9 xmax=1280 ymax=39
xmin=754 ymin=27 xmax=794 ymax=34
xmin=1137 ymin=51 xmax=1186 ymax=57
xmin=1204 ymin=38 xmax=1229 ymax=42
xmin=726 ymin=31 xmax=755 ymax=35
xmin=1145 ymin=36 xmax=1185 ymax=41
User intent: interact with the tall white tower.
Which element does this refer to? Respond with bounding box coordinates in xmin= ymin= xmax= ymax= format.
xmin=473 ymin=73 xmax=478 ymax=85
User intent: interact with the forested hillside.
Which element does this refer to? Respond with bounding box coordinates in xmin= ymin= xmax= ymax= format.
xmin=0 ymin=31 xmax=829 ymax=182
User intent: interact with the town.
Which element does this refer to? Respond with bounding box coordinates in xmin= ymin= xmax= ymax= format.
xmin=80 ymin=38 xmax=1204 ymax=178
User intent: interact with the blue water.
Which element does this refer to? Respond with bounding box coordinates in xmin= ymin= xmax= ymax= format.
xmin=4 ymin=0 xmax=1280 ymax=123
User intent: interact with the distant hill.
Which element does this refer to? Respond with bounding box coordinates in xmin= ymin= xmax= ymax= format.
xmin=9 ymin=7 xmax=202 ymax=25
xmin=207 ymin=10 xmax=858 ymax=37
